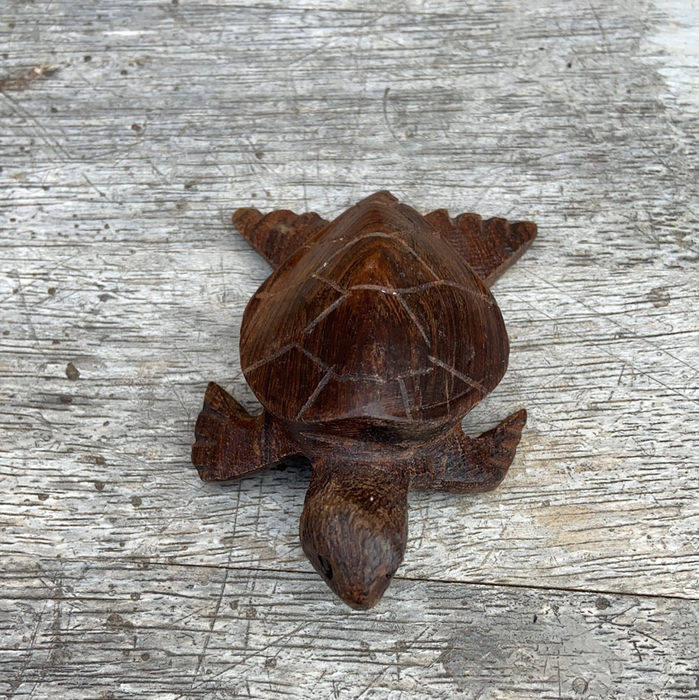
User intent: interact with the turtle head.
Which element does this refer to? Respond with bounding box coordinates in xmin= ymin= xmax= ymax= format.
xmin=300 ymin=463 xmax=409 ymax=610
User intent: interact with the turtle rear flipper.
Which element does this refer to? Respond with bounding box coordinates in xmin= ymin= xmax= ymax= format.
xmin=425 ymin=209 xmax=537 ymax=287
xmin=192 ymin=382 xmax=303 ymax=481
xmin=232 ymin=208 xmax=329 ymax=268
xmin=411 ymin=409 xmax=527 ymax=492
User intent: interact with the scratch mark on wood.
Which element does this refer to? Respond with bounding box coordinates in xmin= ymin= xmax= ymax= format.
xmin=382 ymin=86 xmax=404 ymax=148
xmin=0 ymin=65 xmax=60 ymax=92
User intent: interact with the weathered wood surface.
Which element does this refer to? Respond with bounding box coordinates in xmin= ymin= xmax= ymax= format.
xmin=1 ymin=0 xmax=698 ymax=697
xmin=3 ymin=556 xmax=699 ymax=699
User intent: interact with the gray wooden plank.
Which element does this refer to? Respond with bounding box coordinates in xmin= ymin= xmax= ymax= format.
xmin=1 ymin=0 xmax=698 ymax=591
xmin=1 ymin=0 xmax=699 ymax=696
xmin=1 ymin=556 xmax=698 ymax=700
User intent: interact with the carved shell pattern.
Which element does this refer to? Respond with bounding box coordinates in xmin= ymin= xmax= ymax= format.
xmin=240 ymin=199 xmax=509 ymax=425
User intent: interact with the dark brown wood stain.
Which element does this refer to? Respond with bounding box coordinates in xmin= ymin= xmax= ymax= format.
xmin=192 ymin=191 xmax=537 ymax=609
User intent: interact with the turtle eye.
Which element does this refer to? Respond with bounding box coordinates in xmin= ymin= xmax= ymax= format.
xmin=317 ymin=555 xmax=333 ymax=580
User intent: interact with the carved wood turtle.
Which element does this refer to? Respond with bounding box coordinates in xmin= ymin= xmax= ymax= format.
xmin=192 ymin=191 xmax=536 ymax=609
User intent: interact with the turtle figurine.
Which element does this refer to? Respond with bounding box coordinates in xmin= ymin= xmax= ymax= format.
xmin=192 ymin=191 xmax=536 ymax=610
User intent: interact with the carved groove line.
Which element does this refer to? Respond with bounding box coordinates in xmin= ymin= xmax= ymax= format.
xmin=246 ymin=345 xmax=480 ymax=390
xmin=242 ymin=343 xmax=297 ymax=374
xmin=295 ymin=366 xmax=336 ymax=420
xmin=246 ymin=340 xmax=479 ymax=388
xmin=396 ymin=295 xmax=431 ymax=348
xmin=350 ymin=280 xmax=493 ymax=305
xmin=322 ymin=231 xmax=404 ymax=268
xmin=397 ymin=377 xmax=414 ymax=421
xmin=428 ymin=355 xmax=486 ymax=394
xmin=303 ymin=294 xmax=349 ymax=333
xmin=312 ymin=274 xmax=348 ymax=294
xmin=245 ymin=342 xmax=481 ymax=417
xmin=256 ymin=277 xmax=492 ymax=306
xmin=322 ymin=231 xmax=442 ymax=283
xmin=298 ymin=345 xmax=332 ymax=373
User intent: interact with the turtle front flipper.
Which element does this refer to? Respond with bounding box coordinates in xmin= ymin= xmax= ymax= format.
xmin=411 ymin=409 xmax=527 ymax=492
xmin=232 ymin=207 xmax=329 ymax=268
xmin=425 ymin=209 xmax=537 ymax=287
xmin=192 ymin=382 xmax=304 ymax=481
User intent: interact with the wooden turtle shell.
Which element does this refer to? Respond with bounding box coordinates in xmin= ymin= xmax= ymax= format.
xmin=192 ymin=191 xmax=536 ymax=610
xmin=240 ymin=193 xmax=507 ymax=432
